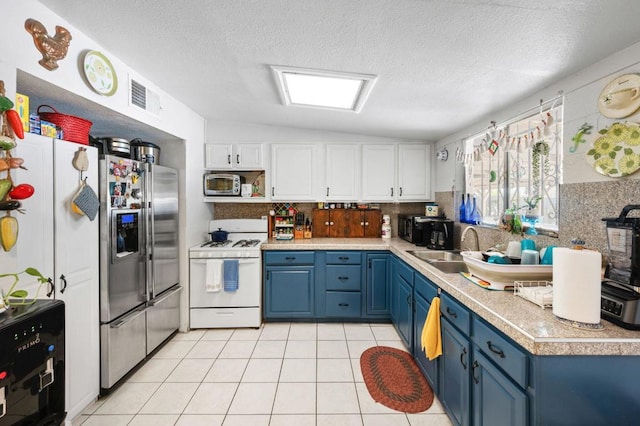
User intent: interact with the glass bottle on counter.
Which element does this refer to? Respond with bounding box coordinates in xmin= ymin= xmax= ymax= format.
xmin=465 ymin=194 xmax=473 ymax=223
xmin=470 ymin=196 xmax=482 ymax=225
xmin=459 ymin=194 xmax=467 ymax=223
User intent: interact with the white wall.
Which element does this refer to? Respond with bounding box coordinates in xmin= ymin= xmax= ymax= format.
xmin=1 ymin=0 xmax=210 ymax=331
xmin=433 ymin=40 xmax=640 ymax=192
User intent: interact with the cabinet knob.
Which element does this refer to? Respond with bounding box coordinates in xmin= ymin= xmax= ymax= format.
xmin=446 ymin=307 xmax=458 ymax=318
xmin=326 ymin=187 xmax=330 ymax=197
xmin=271 ymin=187 xmax=275 ymax=196
xmin=399 ymin=187 xmax=403 ymax=196
xmin=325 ymin=221 xmax=330 ymax=226
xmin=338 ymin=276 xmax=349 ymax=281
xmin=365 ymin=222 xmax=369 ymax=226
xmin=390 ymin=187 xmax=394 ymax=196
xmin=330 ymin=221 xmax=334 ymax=225
xmin=338 ymin=303 xmax=349 ymax=307
xmin=227 ymin=154 xmax=231 ymax=165
xmin=360 ymin=222 xmax=364 ymax=226
xmin=236 ymin=154 xmax=240 ymax=164
xmin=472 ymin=360 xmax=480 ymax=384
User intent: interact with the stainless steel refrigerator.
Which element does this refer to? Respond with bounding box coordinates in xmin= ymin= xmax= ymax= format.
xmin=97 ymin=155 xmax=181 ymax=392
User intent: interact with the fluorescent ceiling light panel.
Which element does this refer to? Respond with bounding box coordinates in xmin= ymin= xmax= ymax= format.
xmin=272 ymin=66 xmax=377 ymax=112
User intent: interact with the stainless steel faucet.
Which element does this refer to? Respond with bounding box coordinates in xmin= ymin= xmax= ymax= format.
xmin=461 ymin=226 xmax=480 ymax=251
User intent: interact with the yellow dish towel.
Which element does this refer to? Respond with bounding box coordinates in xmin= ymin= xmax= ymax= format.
xmin=422 ymin=296 xmax=442 ymax=360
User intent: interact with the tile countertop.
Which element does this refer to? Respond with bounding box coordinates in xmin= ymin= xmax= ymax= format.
xmin=262 ymin=237 xmax=640 ymax=356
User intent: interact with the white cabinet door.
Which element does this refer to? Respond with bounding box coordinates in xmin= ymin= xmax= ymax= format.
xmin=234 ymin=144 xmax=263 ymax=169
xmin=205 ymin=143 xmax=234 ymax=169
xmin=53 ymin=140 xmax=100 ymax=420
xmin=0 ymin=133 xmax=55 ymax=298
xmin=398 ymin=144 xmax=431 ymax=201
xmin=325 ymin=144 xmax=360 ymax=201
xmin=361 ymin=144 xmax=396 ymax=201
xmin=205 ymin=143 xmax=263 ymax=169
xmin=271 ymin=144 xmax=316 ymax=200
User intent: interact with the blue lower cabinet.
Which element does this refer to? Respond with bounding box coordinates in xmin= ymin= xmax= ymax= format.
xmin=390 ymin=256 xmax=414 ymax=349
xmin=472 ymin=349 xmax=527 ymax=426
xmin=365 ymin=253 xmax=390 ymax=316
xmin=394 ymin=274 xmax=413 ymax=349
xmin=264 ymin=267 xmax=315 ymax=318
xmin=440 ymin=318 xmax=471 ymax=426
xmin=413 ymin=290 xmax=438 ymax=390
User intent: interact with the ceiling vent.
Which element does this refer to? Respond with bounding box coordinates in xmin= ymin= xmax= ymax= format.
xmin=129 ymin=77 xmax=161 ymax=116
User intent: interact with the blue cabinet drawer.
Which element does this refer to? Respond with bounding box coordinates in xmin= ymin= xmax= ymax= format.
xmin=264 ymin=251 xmax=315 ymax=265
xmin=326 ymin=265 xmax=361 ymax=291
xmin=473 ymin=317 xmax=528 ymax=388
xmin=415 ymin=273 xmax=438 ymax=302
xmin=440 ymin=292 xmax=471 ymax=335
xmin=325 ymin=291 xmax=361 ymax=317
xmin=326 ymin=251 xmax=361 ymax=265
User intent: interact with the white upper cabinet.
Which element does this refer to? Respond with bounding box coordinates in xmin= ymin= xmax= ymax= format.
xmin=398 ymin=143 xmax=432 ymax=200
xmin=271 ymin=144 xmax=317 ymax=200
xmin=325 ymin=144 xmax=360 ymax=201
xmin=205 ymin=143 xmax=263 ymax=170
xmin=361 ymin=144 xmax=396 ymax=201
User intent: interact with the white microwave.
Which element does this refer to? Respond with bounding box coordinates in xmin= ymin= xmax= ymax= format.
xmin=203 ymin=173 xmax=243 ymax=196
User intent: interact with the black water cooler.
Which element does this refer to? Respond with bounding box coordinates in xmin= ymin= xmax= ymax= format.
xmin=0 ymin=300 xmax=65 ymax=426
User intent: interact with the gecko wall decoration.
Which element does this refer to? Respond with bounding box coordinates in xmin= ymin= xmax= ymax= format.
xmin=24 ymin=18 xmax=72 ymax=71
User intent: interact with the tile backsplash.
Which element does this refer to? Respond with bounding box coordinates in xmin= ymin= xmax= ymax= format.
xmin=212 ymin=202 xmax=430 ymax=237
xmin=435 ymin=179 xmax=640 ymax=254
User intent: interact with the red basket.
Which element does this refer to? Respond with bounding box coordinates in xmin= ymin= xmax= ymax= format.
xmin=37 ymin=105 xmax=92 ymax=145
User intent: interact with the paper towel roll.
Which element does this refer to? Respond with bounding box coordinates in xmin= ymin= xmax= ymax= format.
xmin=552 ymin=248 xmax=602 ymax=324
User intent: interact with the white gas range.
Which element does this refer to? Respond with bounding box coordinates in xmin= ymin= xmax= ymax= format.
xmin=189 ymin=218 xmax=268 ymax=328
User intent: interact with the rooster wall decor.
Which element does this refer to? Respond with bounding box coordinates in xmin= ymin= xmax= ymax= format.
xmin=24 ymin=18 xmax=72 ymax=71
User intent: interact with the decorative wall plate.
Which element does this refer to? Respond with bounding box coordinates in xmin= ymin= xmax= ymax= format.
xmin=585 ymin=122 xmax=640 ymax=177
xmin=83 ymin=50 xmax=117 ymax=96
xmin=598 ymin=74 xmax=640 ymax=119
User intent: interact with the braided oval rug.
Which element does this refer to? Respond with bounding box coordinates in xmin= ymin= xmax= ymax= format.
xmin=360 ymin=345 xmax=434 ymax=413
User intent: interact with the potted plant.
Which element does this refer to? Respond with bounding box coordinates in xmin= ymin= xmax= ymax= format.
xmin=0 ymin=267 xmax=52 ymax=310
xmin=500 ymin=204 xmax=523 ymax=235
xmin=521 ymin=196 xmax=542 ymax=235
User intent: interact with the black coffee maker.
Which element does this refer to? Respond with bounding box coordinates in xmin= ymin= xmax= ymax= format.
xmin=601 ymin=204 xmax=640 ymax=329
xmin=419 ymin=218 xmax=454 ymax=250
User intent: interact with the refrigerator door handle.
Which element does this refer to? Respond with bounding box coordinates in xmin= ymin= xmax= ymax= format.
xmin=109 ymin=307 xmax=146 ymax=329
xmin=149 ymin=286 xmax=182 ymax=306
xmin=144 ymin=162 xmax=155 ymax=301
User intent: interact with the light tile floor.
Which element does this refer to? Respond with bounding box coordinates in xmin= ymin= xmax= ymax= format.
xmin=73 ymin=323 xmax=453 ymax=426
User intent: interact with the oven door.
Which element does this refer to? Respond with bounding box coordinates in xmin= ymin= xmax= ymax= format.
xmin=189 ymin=257 xmax=261 ymax=308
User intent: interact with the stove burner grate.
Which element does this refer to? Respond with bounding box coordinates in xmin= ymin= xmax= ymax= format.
xmin=201 ymin=240 xmax=232 ymax=248
xmin=232 ymin=239 xmax=261 ymax=248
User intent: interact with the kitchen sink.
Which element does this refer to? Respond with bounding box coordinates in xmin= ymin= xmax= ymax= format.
xmin=407 ymin=250 xmax=468 ymax=273
xmin=407 ymin=250 xmax=463 ymax=262
xmin=428 ymin=261 xmax=469 ymax=273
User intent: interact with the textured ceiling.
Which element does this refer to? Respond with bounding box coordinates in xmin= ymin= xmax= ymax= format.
xmin=40 ymin=0 xmax=640 ymax=141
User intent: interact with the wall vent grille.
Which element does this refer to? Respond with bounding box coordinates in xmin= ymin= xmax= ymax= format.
xmin=129 ymin=78 xmax=161 ymax=116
